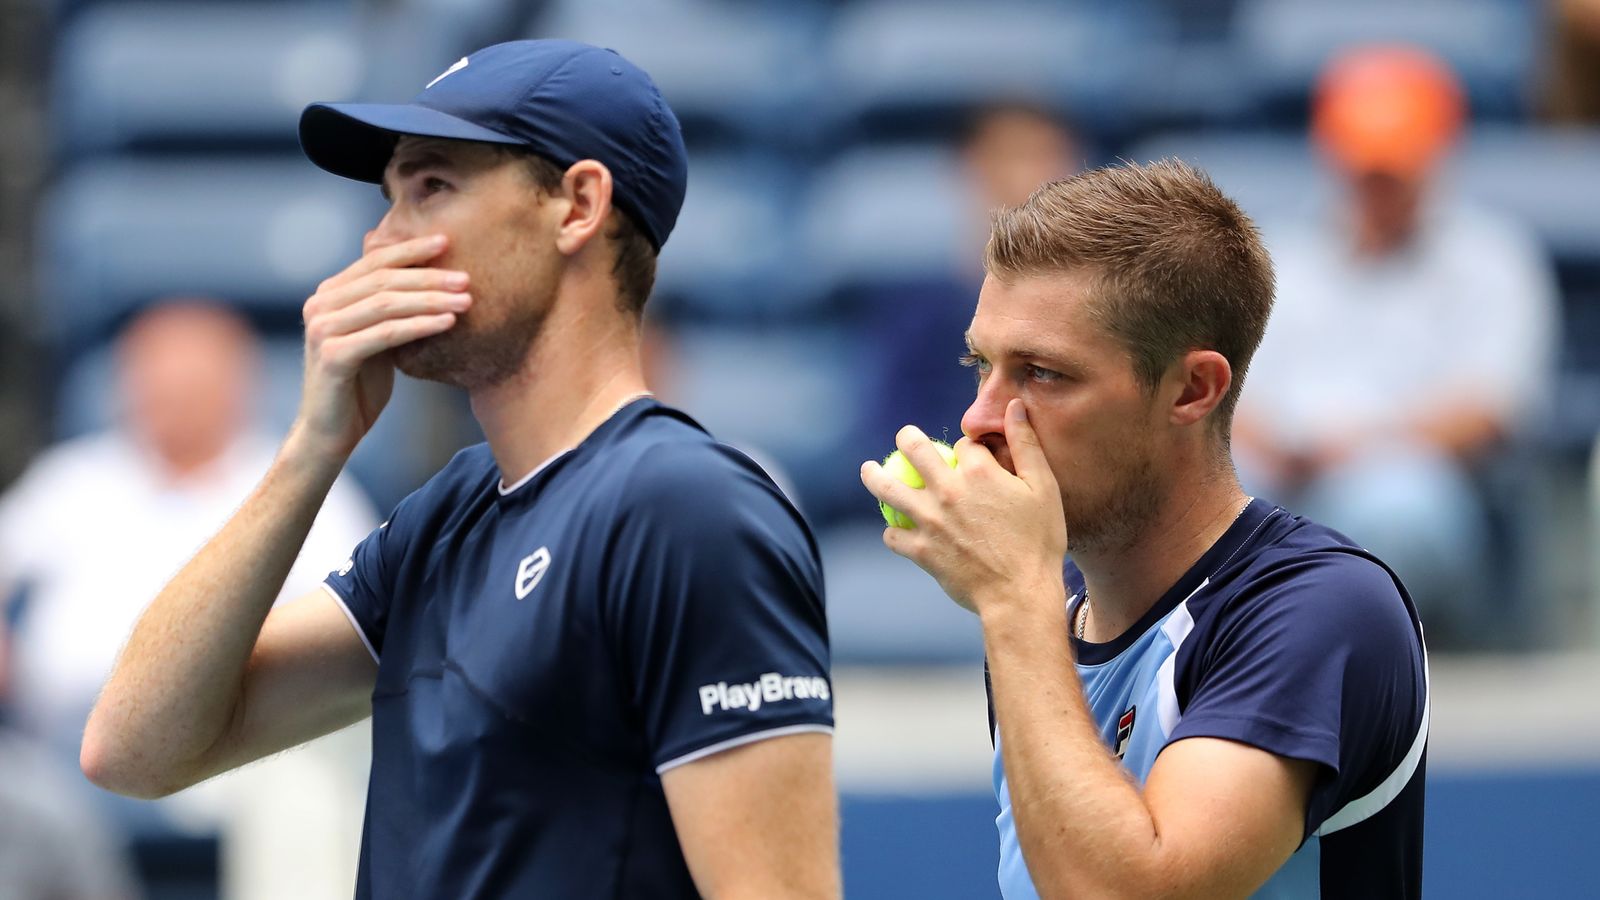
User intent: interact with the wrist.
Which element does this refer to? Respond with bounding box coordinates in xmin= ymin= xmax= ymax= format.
xmin=974 ymin=573 xmax=1069 ymax=633
xmin=279 ymin=422 xmax=354 ymax=484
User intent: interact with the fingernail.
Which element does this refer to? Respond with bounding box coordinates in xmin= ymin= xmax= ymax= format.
xmin=449 ymin=295 xmax=471 ymax=310
xmin=447 ymin=272 xmax=469 ymax=288
xmin=429 ymin=234 xmax=448 ymax=248
xmin=1010 ymin=401 xmax=1027 ymax=421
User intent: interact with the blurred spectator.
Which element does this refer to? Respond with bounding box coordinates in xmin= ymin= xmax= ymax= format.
xmin=0 ymin=299 xmax=376 ymax=899
xmin=1544 ymin=0 xmax=1600 ymax=123
xmin=0 ymin=612 xmax=142 ymax=899
xmin=1237 ymin=47 xmax=1559 ymax=647
xmin=858 ymin=103 xmax=1083 ymax=457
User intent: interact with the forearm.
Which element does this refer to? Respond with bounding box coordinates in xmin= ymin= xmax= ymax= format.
xmin=82 ymin=426 xmax=347 ymax=796
xmin=980 ymin=587 xmax=1166 ymax=900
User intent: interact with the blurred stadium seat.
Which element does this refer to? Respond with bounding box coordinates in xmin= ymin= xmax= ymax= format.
xmin=662 ymin=324 xmax=861 ymax=519
xmin=1449 ymin=128 xmax=1600 ymax=452
xmin=1234 ymin=0 xmax=1538 ymax=121
xmin=1127 ymin=125 xmax=1600 ymax=267
xmin=799 ymin=144 xmax=972 ymax=306
xmin=650 ymin=153 xmax=813 ymax=321
xmin=822 ymin=0 xmax=1152 ymax=142
xmin=537 ymin=0 xmax=825 ymax=147
xmin=395 ymin=0 xmax=545 ymax=58
xmin=1449 ymin=126 xmax=1600 ymax=266
xmin=39 ymin=158 xmax=382 ymax=348
xmin=1123 ymin=130 xmax=1329 ymax=228
xmin=821 ymin=522 xmax=984 ymax=665
xmin=53 ymin=3 xmax=371 ymax=156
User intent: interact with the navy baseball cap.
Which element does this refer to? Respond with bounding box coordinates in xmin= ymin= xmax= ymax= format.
xmin=299 ymin=40 xmax=688 ymax=250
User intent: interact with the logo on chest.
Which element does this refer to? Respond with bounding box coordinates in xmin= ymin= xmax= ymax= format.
xmin=514 ymin=547 xmax=552 ymax=599
xmin=1115 ymin=706 xmax=1137 ymax=760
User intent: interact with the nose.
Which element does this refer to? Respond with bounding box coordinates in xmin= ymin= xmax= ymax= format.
xmin=961 ymin=372 xmax=1013 ymax=448
xmin=363 ymin=206 xmax=412 ymax=256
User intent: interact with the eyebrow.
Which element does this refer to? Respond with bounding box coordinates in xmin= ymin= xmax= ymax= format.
xmin=964 ymin=330 xmax=1091 ymax=377
xmin=379 ymin=149 xmax=453 ymax=202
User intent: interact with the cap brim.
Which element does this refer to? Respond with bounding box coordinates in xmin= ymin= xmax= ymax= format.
xmin=299 ymin=102 xmax=524 ymax=183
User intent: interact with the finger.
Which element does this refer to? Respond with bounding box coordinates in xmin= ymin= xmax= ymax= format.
xmin=320 ymin=313 xmax=458 ymax=371
xmin=880 ymin=523 xmax=918 ymax=561
xmin=323 ymin=234 xmax=450 ymax=290
xmin=953 ymin=435 xmax=997 ymax=471
xmin=893 ymin=425 xmax=954 ymax=488
xmin=1002 ymin=399 xmax=1055 ymax=488
xmin=313 ymin=266 xmax=471 ymax=318
xmin=312 ymin=290 xmax=472 ymax=340
xmin=860 ymin=460 xmax=928 ymax=522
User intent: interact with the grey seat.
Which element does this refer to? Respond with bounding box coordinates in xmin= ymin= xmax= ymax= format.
xmin=820 ymin=522 xmax=984 ymax=665
xmin=39 ymin=157 xmax=383 ymax=345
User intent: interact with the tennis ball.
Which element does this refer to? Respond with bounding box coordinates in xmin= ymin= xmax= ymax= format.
xmin=879 ymin=441 xmax=958 ymax=529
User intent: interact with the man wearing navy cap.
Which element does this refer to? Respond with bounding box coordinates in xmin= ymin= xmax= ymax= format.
xmin=82 ymin=40 xmax=841 ymax=899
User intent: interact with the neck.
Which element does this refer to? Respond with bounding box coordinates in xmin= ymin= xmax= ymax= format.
xmin=1076 ymin=463 xmax=1249 ymax=643
xmin=469 ymin=275 xmax=648 ymax=485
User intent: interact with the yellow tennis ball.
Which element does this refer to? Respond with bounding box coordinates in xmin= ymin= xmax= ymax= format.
xmin=879 ymin=441 xmax=958 ymax=529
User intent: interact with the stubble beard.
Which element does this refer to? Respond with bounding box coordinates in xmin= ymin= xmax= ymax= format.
xmin=391 ymin=286 xmax=551 ymax=391
xmin=1062 ymin=446 xmax=1165 ymax=558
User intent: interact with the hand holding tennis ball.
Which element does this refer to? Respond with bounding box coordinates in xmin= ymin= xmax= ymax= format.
xmin=879 ymin=440 xmax=958 ymax=528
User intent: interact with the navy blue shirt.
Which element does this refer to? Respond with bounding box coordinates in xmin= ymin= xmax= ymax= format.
xmin=993 ymin=500 xmax=1426 ymax=898
xmin=324 ymin=399 xmax=832 ymax=898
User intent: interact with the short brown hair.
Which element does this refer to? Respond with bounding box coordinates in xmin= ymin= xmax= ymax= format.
xmin=498 ymin=146 xmax=658 ymax=317
xmin=985 ymin=158 xmax=1275 ymax=437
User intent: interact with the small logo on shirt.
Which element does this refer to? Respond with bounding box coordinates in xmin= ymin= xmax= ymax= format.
xmin=1115 ymin=706 xmax=1137 ymax=760
xmin=514 ymin=547 xmax=551 ymax=599
xmin=698 ymin=673 xmax=831 ymax=715
xmin=425 ymin=56 xmax=469 ymax=90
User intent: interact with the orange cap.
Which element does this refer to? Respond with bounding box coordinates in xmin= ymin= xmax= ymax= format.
xmin=1313 ymin=45 xmax=1465 ymax=177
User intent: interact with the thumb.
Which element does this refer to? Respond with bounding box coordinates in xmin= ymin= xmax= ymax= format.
xmin=1003 ymin=399 xmax=1054 ymax=488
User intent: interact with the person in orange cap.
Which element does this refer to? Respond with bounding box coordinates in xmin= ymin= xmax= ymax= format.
xmin=1235 ymin=44 xmax=1560 ymax=648
xmin=1313 ymin=45 xmax=1466 ymax=256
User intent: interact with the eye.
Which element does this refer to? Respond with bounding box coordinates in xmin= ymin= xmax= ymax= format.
xmin=1025 ymin=364 xmax=1062 ymax=383
xmin=420 ymin=176 xmax=450 ymax=197
xmin=959 ymin=352 xmax=992 ymax=383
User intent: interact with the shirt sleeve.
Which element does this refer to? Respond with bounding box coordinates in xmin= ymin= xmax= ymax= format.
xmin=322 ymin=507 xmax=404 ymax=662
xmin=1166 ymin=550 xmax=1426 ymax=835
xmin=286 ymin=472 xmax=380 ymax=603
xmin=605 ymin=443 xmax=833 ymax=774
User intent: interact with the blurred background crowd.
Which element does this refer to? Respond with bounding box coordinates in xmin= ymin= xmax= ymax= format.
xmin=1 ymin=0 xmax=1598 ymax=897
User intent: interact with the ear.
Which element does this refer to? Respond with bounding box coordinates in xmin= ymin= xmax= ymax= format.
xmin=1167 ymin=349 xmax=1232 ymax=428
xmin=554 ymin=160 xmax=614 ymax=257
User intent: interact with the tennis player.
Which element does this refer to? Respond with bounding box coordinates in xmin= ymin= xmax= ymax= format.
xmin=83 ymin=40 xmax=839 ymax=899
xmin=862 ymin=160 xmax=1426 ymax=898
